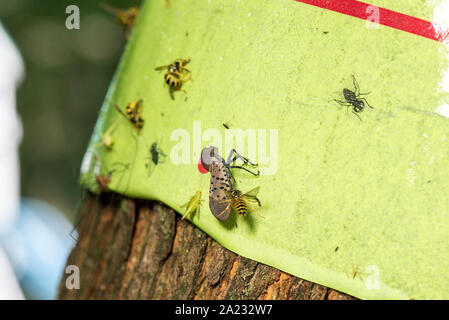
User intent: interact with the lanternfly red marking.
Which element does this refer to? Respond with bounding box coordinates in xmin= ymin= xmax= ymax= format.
xmin=198 ymin=157 xmax=208 ymax=174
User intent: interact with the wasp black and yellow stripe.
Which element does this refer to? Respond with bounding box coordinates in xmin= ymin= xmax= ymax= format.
xmin=164 ymin=72 xmax=182 ymax=88
xmin=232 ymin=198 xmax=248 ymax=216
xmin=229 ymin=190 xmax=248 ymax=216
xmin=131 ymin=116 xmax=144 ymax=129
xmin=118 ymin=100 xmax=144 ymax=130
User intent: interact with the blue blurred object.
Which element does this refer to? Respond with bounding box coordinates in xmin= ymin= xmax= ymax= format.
xmin=1 ymin=198 xmax=75 ymax=299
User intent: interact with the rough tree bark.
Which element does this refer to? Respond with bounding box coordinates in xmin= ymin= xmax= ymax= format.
xmin=58 ymin=192 xmax=355 ymax=300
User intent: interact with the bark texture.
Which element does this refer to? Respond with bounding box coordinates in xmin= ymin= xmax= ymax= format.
xmin=58 ymin=192 xmax=355 ymax=300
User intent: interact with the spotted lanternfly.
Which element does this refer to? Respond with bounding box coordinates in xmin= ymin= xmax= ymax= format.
xmin=200 ymin=146 xmax=259 ymax=222
xmin=207 ymin=161 xmax=234 ymax=221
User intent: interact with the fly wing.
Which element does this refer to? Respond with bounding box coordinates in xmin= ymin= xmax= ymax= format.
xmin=208 ymin=163 xmax=232 ymax=221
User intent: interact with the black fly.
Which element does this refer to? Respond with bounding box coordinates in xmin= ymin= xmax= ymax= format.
xmin=150 ymin=142 xmax=166 ymax=165
xmin=334 ymin=75 xmax=373 ymax=121
xmin=145 ymin=142 xmax=167 ymax=176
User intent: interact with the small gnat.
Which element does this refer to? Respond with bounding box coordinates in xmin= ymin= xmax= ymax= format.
xmin=248 ymin=12 xmax=252 ymax=17
xmin=423 ymin=133 xmax=429 ymax=139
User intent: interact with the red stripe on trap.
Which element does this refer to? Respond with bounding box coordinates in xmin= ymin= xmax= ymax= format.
xmin=294 ymin=0 xmax=448 ymax=43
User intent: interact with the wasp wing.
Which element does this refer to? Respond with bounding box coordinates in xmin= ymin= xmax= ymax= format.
xmin=155 ymin=65 xmax=169 ymax=71
xmin=114 ymin=104 xmax=130 ymax=119
xmin=99 ymin=2 xmax=122 ymax=16
xmin=243 ymin=186 xmax=260 ymax=197
xmin=134 ymin=99 xmax=143 ymax=117
xmin=243 ymin=186 xmax=261 ymax=206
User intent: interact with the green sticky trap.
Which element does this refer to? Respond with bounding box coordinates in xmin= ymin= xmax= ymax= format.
xmin=81 ymin=0 xmax=449 ymax=299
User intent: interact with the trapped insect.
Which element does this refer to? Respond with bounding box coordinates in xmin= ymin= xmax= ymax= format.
xmin=200 ymin=146 xmax=259 ymax=222
xmin=181 ymin=191 xmax=204 ymax=220
xmin=145 ymin=141 xmax=167 ymax=175
xmin=98 ymin=162 xmax=130 ymax=192
xmin=114 ymin=99 xmax=144 ymax=131
xmin=334 ymin=75 xmax=373 ymax=121
xmin=100 ymin=3 xmax=138 ymax=38
xmin=95 ymin=119 xmax=120 ymax=151
xmin=214 ymin=187 xmax=263 ymax=220
xmin=155 ymin=58 xmax=192 ymax=100
xmin=150 ymin=142 xmax=166 ymax=165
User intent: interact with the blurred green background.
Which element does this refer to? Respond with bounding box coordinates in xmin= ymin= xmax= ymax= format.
xmin=0 ymin=0 xmax=141 ymax=221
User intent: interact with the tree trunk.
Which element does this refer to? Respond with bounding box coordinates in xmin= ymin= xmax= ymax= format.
xmin=58 ymin=192 xmax=354 ymax=300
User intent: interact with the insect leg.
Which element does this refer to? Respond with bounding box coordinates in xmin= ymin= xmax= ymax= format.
xmin=360 ymin=97 xmax=374 ymax=109
xmin=334 ymin=100 xmax=352 ymax=116
xmin=227 ymin=165 xmax=260 ymax=176
xmin=226 ymin=149 xmax=258 ymax=167
xmin=184 ymin=72 xmax=193 ymax=82
xmin=246 ymin=195 xmax=262 ymax=207
xmin=103 ymin=118 xmax=120 ymax=138
xmin=246 ymin=200 xmax=265 ymax=218
xmin=352 ymin=75 xmax=360 ymax=96
xmin=352 ymin=110 xmax=362 ymax=121
xmin=181 ymin=206 xmax=191 ymax=220
xmin=334 ymin=99 xmax=349 ymax=106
